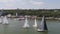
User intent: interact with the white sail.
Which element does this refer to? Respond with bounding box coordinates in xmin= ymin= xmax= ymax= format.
xmin=0 ymin=16 xmax=3 ymax=23
xmin=33 ymin=18 xmax=37 ymax=28
xmin=23 ymin=17 xmax=30 ymax=28
xmin=2 ymin=16 xmax=8 ymax=24
xmin=38 ymin=16 xmax=44 ymax=31
xmin=37 ymin=16 xmax=48 ymax=32
xmin=14 ymin=13 xmax=18 ymax=20
xmin=0 ymin=17 xmax=2 ymax=23
xmin=16 ymin=13 xmax=18 ymax=16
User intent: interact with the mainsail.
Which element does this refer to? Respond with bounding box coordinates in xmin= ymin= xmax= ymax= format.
xmin=16 ymin=13 xmax=18 ymax=17
xmin=0 ymin=16 xmax=2 ymax=23
xmin=23 ymin=17 xmax=30 ymax=28
xmin=37 ymin=16 xmax=48 ymax=32
xmin=33 ymin=18 xmax=37 ymax=28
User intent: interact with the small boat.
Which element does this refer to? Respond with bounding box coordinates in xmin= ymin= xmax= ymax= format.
xmin=37 ymin=16 xmax=48 ymax=32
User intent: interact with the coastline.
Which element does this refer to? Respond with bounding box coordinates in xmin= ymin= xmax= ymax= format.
xmin=8 ymin=16 xmax=60 ymax=20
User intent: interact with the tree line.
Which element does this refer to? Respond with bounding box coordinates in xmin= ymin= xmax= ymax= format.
xmin=0 ymin=9 xmax=60 ymax=17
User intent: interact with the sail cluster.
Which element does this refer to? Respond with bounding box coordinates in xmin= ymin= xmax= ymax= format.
xmin=23 ymin=16 xmax=48 ymax=32
xmin=0 ymin=16 xmax=8 ymax=24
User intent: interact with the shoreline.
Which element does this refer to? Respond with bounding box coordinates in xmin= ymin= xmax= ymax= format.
xmin=8 ymin=16 xmax=60 ymax=20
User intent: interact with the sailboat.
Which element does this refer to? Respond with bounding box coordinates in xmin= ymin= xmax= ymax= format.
xmin=23 ymin=17 xmax=30 ymax=28
xmin=0 ymin=16 xmax=2 ymax=23
xmin=33 ymin=18 xmax=37 ymax=28
xmin=37 ymin=16 xmax=48 ymax=32
xmin=0 ymin=16 xmax=4 ymax=24
xmin=16 ymin=13 xmax=18 ymax=17
xmin=2 ymin=16 xmax=8 ymax=24
xmin=14 ymin=13 xmax=19 ymax=20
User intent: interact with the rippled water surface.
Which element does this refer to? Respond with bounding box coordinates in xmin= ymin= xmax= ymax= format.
xmin=0 ymin=19 xmax=60 ymax=34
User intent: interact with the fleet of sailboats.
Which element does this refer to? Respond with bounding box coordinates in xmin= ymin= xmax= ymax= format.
xmin=22 ymin=16 xmax=48 ymax=32
xmin=0 ymin=16 xmax=9 ymax=24
xmin=0 ymin=12 xmax=48 ymax=31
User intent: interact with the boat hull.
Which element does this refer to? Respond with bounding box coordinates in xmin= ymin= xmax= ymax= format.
xmin=37 ymin=29 xmax=48 ymax=32
xmin=33 ymin=25 xmax=37 ymax=28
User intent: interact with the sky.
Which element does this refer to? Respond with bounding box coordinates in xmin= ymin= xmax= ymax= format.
xmin=0 ymin=0 xmax=60 ymax=9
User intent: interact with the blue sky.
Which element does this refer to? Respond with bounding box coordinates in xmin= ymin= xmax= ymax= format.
xmin=0 ymin=0 xmax=60 ymax=9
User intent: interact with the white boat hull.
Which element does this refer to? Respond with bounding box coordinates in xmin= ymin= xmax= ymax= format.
xmin=37 ymin=29 xmax=48 ymax=32
xmin=37 ymin=29 xmax=44 ymax=32
xmin=23 ymin=26 xmax=29 ymax=29
xmin=33 ymin=25 xmax=37 ymax=28
xmin=2 ymin=23 xmax=8 ymax=25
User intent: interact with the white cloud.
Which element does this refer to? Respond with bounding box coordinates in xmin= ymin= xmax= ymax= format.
xmin=0 ymin=0 xmax=8 ymax=3
xmin=5 ymin=4 xmax=14 ymax=7
xmin=30 ymin=1 xmax=44 ymax=6
xmin=0 ymin=0 xmax=45 ymax=9
xmin=0 ymin=4 xmax=14 ymax=9
xmin=33 ymin=2 xmax=44 ymax=5
xmin=0 ymin=0 xmax=16 ymax=9
xmin=0 ymin=0 xmax=15 ymax=3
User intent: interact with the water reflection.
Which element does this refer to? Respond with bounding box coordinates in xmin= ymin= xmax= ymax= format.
xmin=38 ymin=32 xmax=48 ymax=34
xmin=3 ymin=25 xmax=9 ymax=34
xmin=0 ymin=19 xmax=59 ymax=34
xmin=22 ymin=29 xmax=30 ymax=34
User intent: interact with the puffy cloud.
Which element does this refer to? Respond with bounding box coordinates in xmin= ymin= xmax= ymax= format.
xmin=0 ymin=0 xmax=45 ymax=9
xmin=0 ymin=0 xmax=16 ymax=9
xmin=30 ymin=1 xmax=45 ymax=6
xmin=33 ymin=2 xmax=44 ymax=5
xmin=0 ymin=0 xmax=15 ymax=3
